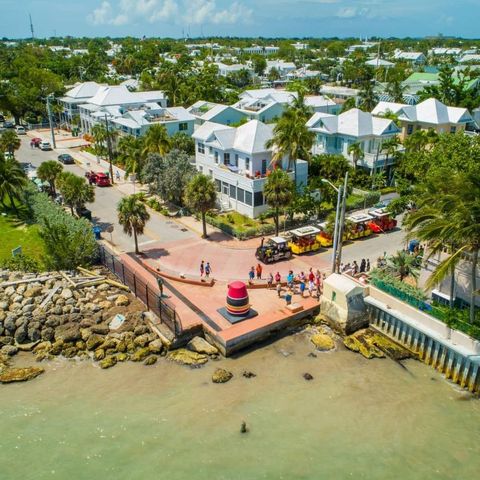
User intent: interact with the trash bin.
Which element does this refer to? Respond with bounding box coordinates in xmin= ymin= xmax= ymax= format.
xmin=93 ymin=226 xmax=102 ymax=240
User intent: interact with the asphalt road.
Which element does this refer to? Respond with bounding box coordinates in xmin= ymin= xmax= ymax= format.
xmin=16 ymin=138 xmax=193 ymax=252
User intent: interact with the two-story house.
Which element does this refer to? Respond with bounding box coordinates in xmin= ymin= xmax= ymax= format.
xmin=307 ymin=108 xmax=401 ymax=173
xmin=193 ymin=120 xmax=308 ymax=218
xmin=187 ymin=101 xmax=247 ymax=128
xmin=372 ymin=98 xmax=475 ymax=140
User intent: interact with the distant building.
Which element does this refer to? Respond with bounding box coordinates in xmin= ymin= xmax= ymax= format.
xmin=319 ymin=85 xmax=360 ymax=104
xmin=291 ymin=42 xmax=309 ymax=50
xmin=392 ymin=50 xmax=426 ymax=65
xmin=242 ymin=45 xmax=279 ymax=56
xmin=265 ymin=60 xmax=297 ymax=77
xmin=187 ymin=101 xmax=247 ymax=127
xmin=233 ymin=89 xmax=295 ymax=123
xmin=365 ymin=58 xmax=394 ymax=69
xmin=214 ymin=62 xmax=254 ymax=77
xmin=307 ymin=108 xmax=401 ymax=173
xmin=193 ymin=120 xmax=307 ymax=218
xmin=372 ymin=98 xmax=474 ymax=139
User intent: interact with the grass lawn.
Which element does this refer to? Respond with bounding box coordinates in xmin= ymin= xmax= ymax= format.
xmin=216 ymin=211 xmax=270 ymax=232
xmin=0 ymin=215 xmax=45 ymax=262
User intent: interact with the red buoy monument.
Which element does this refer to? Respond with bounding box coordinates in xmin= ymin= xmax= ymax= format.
xmin=226 ymin=281 xmax=250 ymax=317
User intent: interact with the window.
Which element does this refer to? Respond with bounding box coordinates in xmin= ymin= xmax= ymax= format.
xmin=254 ymin=191 xmax=264 ymax=207
xmin=198 ymin=166 xmax=203 ymax=173
xmin=230 ymin=184 xmax=236 ymax=199
xmin=198 ymin=142 xmax=205 ymax=154
xmin=261 ymin=159 xmax=267 ymax=175
xmin=214 ymin=151 xmax=219 ymax=164
xmin=450 ymin=126 xmax=456 ymax=133
xmin=208 ymin=169 xmax=213 ymax=177
xmin=224 ymin=153 xmax=230 ymax=165
xmin=245 ymin=191 xmax=253 ymax=206
xmin=245 ymin=157 xmax=250 ymax=171
xmin=237 ymin=188 xmax=245 ymax=203
xmin=222 ymin=182 xmax=229 ymax=195
xmin=209 ymin=146 xmax=213 ymax=154
xmin=235 ymin=154 xmax=239 ymax=166
xmin=179 ymin=122 xmax=188 ymax=131
xmin=215 ymin=179 xmax=221 ymax=192
xmin=406 ymin=124 xmax=414 ymax=135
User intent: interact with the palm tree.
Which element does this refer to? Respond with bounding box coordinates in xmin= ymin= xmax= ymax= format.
xmin=386 ymin=251 xmax=419 ymax=282
xmin=57 ymin=172 xmax=95 ymax=215
xmin=117 ymin=135 xmax=144 ymax=177
xmin=0 ymin=157 xmax=27 ymax=211
xmin=263 ymin=169 xmax=295 ymax=236
xmin=347 ymin=142 xmax=364 ymax=170
xmin=266 ymin=108 xmax=315 ymax=185
xmin=381 ymin=135 xmax=400 ymax=181
xmin=404 ymin=170 xmax=480 ymax=323
xmin=36 ymin=160 xmax=63 ymax=196
xmin=1 ymin=130 xmax=21 ymax=157
xmin=142 ymin=124 xmax=171 ymax=157
xmin=184 ymin=174 xmax=216 ymax=238
xmin=117 ymin=194 xmax=151 ymax=254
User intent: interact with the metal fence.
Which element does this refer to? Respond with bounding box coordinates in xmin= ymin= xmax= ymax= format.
xmin=98 ymin=246 xmax=182 ymax=336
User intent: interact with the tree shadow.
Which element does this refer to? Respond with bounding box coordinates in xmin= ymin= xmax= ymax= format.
xmin=142 ymin=247 xmax=170 ymax=258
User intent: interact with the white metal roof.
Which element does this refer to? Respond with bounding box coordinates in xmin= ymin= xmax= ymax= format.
xmin=347 ymin=213 xmax=373 ymax=223
xmin=290 ymin=226 xmax=320 ymax=236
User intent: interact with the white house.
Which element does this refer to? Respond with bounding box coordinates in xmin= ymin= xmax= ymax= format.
xmin=77 ymin=85 xmax=167 ymax=133
xmin=266 ymin=60 xmax=297 ymax=77
xmin=372 ymin=98 xmax=474 ymax=139
xmin=214 ymin=62 xmax=254 ymax=77
xmin=459 ymin=54 xmax=480 ymax=64
xmin=110 ymin=105 xmax=195 ymax=138
xmin=307 ymin=108 xmax=401 ymax=173
xmin=365 ymin=58 xmax=395 ymax=69
xmin=292 ymin=42 xmax=308 ymax=50
xmin=193 ymin=120 xmax=308 ymax=218
xmin=187 ymin=101 xmax=247 ymax=127
xmin=233 ymin=89 xmax=295 ymax=123
xmin=242 ymin=45 xmax=279 ymax=56
xmin=392 ymin=50 xmax=426 ymax=65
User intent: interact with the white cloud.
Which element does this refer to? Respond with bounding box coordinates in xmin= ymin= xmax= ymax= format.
xmin=336 ymin=6 xmax=372 ymax=18
xmin=87 ymin=0 xmax=251 ymax=26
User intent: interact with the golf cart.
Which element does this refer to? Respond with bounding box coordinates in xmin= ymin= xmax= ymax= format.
xmin=256 ymin=236 xmax=292 ymax=264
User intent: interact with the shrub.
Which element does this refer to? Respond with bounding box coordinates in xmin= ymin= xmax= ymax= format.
xmin=0 ymin=254 xmax=41 ymax=273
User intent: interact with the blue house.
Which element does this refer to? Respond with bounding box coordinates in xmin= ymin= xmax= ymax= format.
xmin=187 ymin=101 xmax=247 ymax=127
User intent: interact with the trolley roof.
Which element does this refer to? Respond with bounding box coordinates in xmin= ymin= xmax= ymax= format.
xmin=289 ymin=226 xmax=321 ymax=237
xmin=268 ymin=236 xmax=287 ymax=244
xmin=347 ymin=213 xmax=373 ymax=224
xmin=369 ymin=208 xmax=390 ymax=218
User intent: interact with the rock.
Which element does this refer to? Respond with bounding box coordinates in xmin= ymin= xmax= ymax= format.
xmin=303 ymin=373 xmax=314 ymax=381
xmin=49 ymin=340 xmax=64 ymax=356
xmin=343 ymin=330 xmax=385 ymax=359
xmin=9 ymin=303 xmax=22 ymax=312
xmin=97 ymin=283 xmax=110 ymax=292
xmin=187 ymin=336 xmax=219 ymax=355
xmin=116 ymin=353 xmax=128 ymax=362
xmin=98 ymin=300 xmax=112 ymax=310
xmin=75 ymin=340 xmax=86 ymax=351
xmin=61 ymin=288 xmax=73 ymax=300
xmin=144 ymin=356 xmax=157 ymax=366
xmin=130 ymin=347 xmax=151 ymax=362
xmin=308 ymin=352 xmax=317 ymax=358
xmin=24 ymin=287 xmax=43 ymax=298
xmin=0 ymin=301 xmax=9 ymax=311
xmin=116 ymin=341 xmax=127 ymax=353
xmin=212 ymin=368 xmax=233 ymax=383
xmin=4 ymin=316 xmax=16 ymax=333
xmin=166 ymin=349 xmax=208 ymax=367
xmin=90 ymin=324 xmax=110 ymax=335
xmin=148 ymin=339 xmax=163 ymax=354
xmin=310 ymin=334 xmax=335 ymax=351
xmin=1 ymin=345 xmax=18 ymax=356
xmin=242 ymin=371 xmax=256 ymax=378
xmin=134 ymin=325 xmax=149 ymax=336
xmin=0 ymin=366 xmax=44 ymax=383
xmin=41 ymin=327 xmax=55 ymax=342
xmin=4 ymin=286 xmax=15 ymax=297
xmin=14 ymin=325 xmax=28 ymax=344
xmin=99 ymin=356 xmax=117 ymax=369
xmin=16 ymin=341 xmax=41 ymax=352
xmin=133 ymin=334 xmax=150 ymax=348
xmin=45 ymin=317 xmax=61 ymax=328
xmin=115 ymin=295 xmax=130 ymax=307
xmin=55 ymin=324 xmax=81 ymax=343
xmin=33 ymin=341 xmax=52 ymax=353
xmin=28 ymin=326 xmax=41 ymax=342
xmin=86 ymin=334 xmax=105 ymax=351
xmin=62 ymin=346 xmax=78 ymax=358
xmin=94 ymin=348 xmax=106 ymax=361
xmin=35 ymin=351 xmax=53 ymax=362
xmin=80 ymin=319 xmax=94 ymax=328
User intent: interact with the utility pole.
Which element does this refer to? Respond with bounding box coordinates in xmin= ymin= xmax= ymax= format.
xmin=46 ymin=95 xmax=56 ymax=149
xmin=29 ymin=14 xmax=34 ymax=41
xmin=104 ymin=114 xmax=115 ymax=184
xmin=331 ymin=185 xmax=342 ymax=273
xmin=335 ymin=172 xmax=349 ymax=273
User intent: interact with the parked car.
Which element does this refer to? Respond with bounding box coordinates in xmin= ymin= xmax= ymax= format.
xmin=0 ymin=114 xmax=5 ymax=123
xmin=85 ymin=171 xmax=111 ymax=187
xmin=31 ymin=137 xmax=42 ymax=148
xmin=3 ymin=121 xmax=14 ymax=129
xmin=58 ymin=153 xmax=75 ymax=164
xmin=15 ymin=125 xmax=26 ymax=135
xmin=39 ymin=141 xmax=52 ymax=151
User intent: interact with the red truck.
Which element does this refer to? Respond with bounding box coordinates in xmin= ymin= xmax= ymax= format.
xmin=85 ymin=171 xmax=111 ymax=187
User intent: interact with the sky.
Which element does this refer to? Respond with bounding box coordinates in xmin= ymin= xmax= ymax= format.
xmin=1 ymin=0 xmax=479 ymax=40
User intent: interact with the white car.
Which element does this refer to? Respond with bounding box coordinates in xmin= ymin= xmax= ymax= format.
xmin=39 ymin=141 xmax=52 ymax=151
xmin=15 ymin=125 xmax=26 ymax=135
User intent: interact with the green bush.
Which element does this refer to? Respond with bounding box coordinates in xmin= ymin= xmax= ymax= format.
xmin=146 ymin=198 xmax=162 ymax=211
xmin=370 ymin=269 xmax=427 ymax=304
xmin=0 ymin=254 xmax=41 ymax=273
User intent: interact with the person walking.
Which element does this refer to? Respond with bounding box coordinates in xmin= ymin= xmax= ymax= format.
xmin=205 ymin=262 xmax=212 ymax=279
xmin=274 ymin=271 xmax=281 ymax=284
xmin=352 ymin=261 xmax=359 ymax=275
xmin=287 ymin=270 xmax=294 ymax=290
xmin=200 ymin=260 xmax=205 ymax=277
xmin=276 ymin=281 xmax=282 ymax=298
xmin=299 ymin=275 xmax=306 ymax=298
xmin=267 ymin=272 xmax=273 ymax=289
xmin=156 ymin=276 xmax=164 ymax=298
xmin=256 ymin=263 xmax=263 ymax=280
xmin=248 ymin=267 xmax=255 ymax=282
xmin=366 ymin=259 xmax=371 ymax=272
xmin=360 ymin=258 xmax=366 ymax=273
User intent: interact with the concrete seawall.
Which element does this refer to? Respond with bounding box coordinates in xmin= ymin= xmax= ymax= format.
xmin=365 ymin=287 xmax=480 ymax=393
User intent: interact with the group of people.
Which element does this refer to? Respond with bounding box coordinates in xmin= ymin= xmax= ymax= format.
xmin=340 ymin=258 xmax=371 ymax=276
xmin=266 ymin=268 xmax=325 ymax=301
xmin=199 ymin=260 xmax=213 ymax=279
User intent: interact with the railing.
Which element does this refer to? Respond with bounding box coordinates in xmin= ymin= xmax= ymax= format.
xmin=98 ymin=246 xmax=182 ymax=336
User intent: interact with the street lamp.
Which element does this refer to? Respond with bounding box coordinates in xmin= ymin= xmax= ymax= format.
xmin=321 ymin=172 xmax=348 ymax=273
